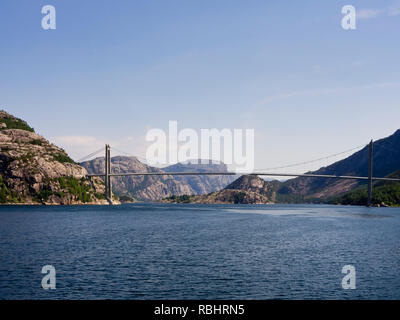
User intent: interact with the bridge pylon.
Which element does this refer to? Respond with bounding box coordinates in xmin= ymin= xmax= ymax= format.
xmin=367 ymin=140 xmax=374 ymax=207
xmin=105 ymin=144 xmax=112 ymax=204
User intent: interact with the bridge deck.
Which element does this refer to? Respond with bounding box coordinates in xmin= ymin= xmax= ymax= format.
xmin=86 ymin=172 xmax=400 ymax=182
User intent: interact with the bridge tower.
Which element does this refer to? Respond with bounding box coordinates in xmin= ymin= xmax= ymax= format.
xmin=104 ymin=144 xmax=112 ymax=203
xmin=367 ymin=140 xmax=374 ymax=207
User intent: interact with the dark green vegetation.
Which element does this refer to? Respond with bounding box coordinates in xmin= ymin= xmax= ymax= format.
xmin=34 ymin=176 xmax=105 ymax=203
xmin=18 ymin=152 xmax=34 ymax=163
xmin=29 ymin=139 xmax=43 ymax=146
xmin=0 ymin=113 xmax=34 ymax=132
xmin=165 ymin=194 xmax=195 ymax=203
xmin=52 ymin=152 xmax=75 ymax=164
xmin=35 ymin=184 xmax=54 ymax=203
xmin=331 ymin=170 xmax=400 ymax=206
xmin=0 ymin=176 xmax=20 ymax=203
xmin=119 ymin=195 xmax=136 ymax=202
xmin=232 ymin=191 xmax=246 ymax=204
xmin=57 ymin=176 xmax=92 ymax=202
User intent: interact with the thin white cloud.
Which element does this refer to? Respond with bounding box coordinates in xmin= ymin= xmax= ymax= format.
xmin=388 ymin=1 xmax=400 ymax=16
xmin=53 ymin=135 xmax=100 ymax=146
xmin=51 ymin=135 xmax=104 ymax=161
xmin=357 ymin=9 xmax=384 ymax=19
xmin=255 ymin=82 xmax=400 ymax=108
xmin=311 ymin=65 xmax=322 ymax=73
xmin=357 ymin=1 xmax=400 ymax=19
xmin=51 ymin=135 xmax=150 ymax=163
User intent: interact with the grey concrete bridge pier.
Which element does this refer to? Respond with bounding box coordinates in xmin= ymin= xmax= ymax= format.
xmin=104 ymin=144 xmax=112 ymax=204
xmin=368 ymin=140 xmax=374 ymax=207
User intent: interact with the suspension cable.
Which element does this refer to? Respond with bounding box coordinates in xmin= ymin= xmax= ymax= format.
xmin=77 ymin=147 xmax=104 ymax=163
xmin=255 ymin=144 xmax=367 ymax=172
xmin=110 ymin=146 xmax=149 ymax=164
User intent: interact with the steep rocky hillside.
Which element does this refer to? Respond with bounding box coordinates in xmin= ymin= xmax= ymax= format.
xmin=278 ymin=129 xmax=400 ymax=201
xmin=0 ymin=110 xmax=110 ymax=205
xmin=165 ymin=175 xmax=282 ymax=204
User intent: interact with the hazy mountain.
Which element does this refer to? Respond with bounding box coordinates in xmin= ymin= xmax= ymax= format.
xmin=162 ymin=160 xmax=236 ymax=194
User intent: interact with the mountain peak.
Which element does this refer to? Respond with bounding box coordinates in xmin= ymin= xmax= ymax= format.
xmin=0 ymin=110 xmax=34 ymax=132
xmin=225 ymin=175 xmax=265 ymax=191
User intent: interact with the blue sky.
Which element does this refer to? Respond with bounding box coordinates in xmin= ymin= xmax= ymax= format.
xmin=1 ymin=0 xmax=400 ymax=172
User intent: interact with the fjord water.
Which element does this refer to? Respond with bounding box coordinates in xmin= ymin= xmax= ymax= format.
xmin=0 ymin=204 xmax=399 ymax=299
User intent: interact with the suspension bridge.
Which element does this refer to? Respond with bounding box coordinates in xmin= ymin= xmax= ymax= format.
xmin=79 ymin=141 xmax=400 ymax=207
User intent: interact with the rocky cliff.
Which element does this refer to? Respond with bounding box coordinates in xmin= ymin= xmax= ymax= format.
xmin=164 ymin=175 xmax=282 ymax=204
xmin=0 ymin=110 xmax=110 ymax=205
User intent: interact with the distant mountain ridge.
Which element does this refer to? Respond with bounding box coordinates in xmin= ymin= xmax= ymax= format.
xmin=162 ymin=160 xmax=236 ymax=195
xmin=81 ymin=157 xmax=234 ymax=201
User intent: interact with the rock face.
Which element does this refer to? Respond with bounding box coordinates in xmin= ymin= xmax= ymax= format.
xmin=0 ymin=110 xmax=110 ymax=205
xmin=81 ymin=157 xmax=235 ymax=201
xmin=278 ymin=129 xmax=400 ymax=201
xmin=81 ymin=156 xmax=193 ymax=201
xmin=165 ymin=175 xmax=282 ymax=204
xmin=162 ymin=160 xmax=236 ymax=194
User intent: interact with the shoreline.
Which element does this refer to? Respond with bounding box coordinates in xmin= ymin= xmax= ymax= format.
xmin=0 ymin=202 xmax=396 ymax=207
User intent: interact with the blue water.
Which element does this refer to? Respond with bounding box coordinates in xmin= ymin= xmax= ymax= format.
xmin=0 ymin=203 xmax=399 ymax=299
